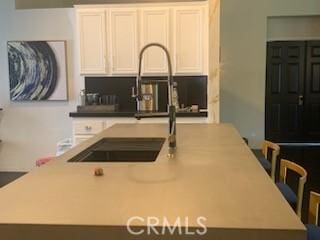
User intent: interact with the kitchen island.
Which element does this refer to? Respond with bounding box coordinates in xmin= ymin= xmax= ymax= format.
xmin=0 ymin=124 xmax=305 ymax=240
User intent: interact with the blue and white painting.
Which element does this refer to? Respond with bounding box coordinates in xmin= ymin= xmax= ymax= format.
xmin=7 ymin=41 xmax=68 ymax=101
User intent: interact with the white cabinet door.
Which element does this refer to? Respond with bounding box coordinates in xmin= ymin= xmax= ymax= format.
xmin=105 ymin=118 xmax=138 ymax=128
xmin=140 ymin=8 xmax=170 ymax=75
xmin=73 ymin=120 xmax=106 ymax=135
xmin=78 ymin=10 xmax=107 ymax=74
xmin=173 ymin=7 xmax=204 ymax=75
xmin=109 ymin=9 xmax=138 ymax=75
xmin=74 ymin=135 xmax=93 ymax=146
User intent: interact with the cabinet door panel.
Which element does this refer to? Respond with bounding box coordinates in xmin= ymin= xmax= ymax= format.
xmin=110 ymin=9 xmax=138 ymax=74
xmin=141 ymin=9 xmax=170 ymax=74
xmin=78 ymin=10 xmax=106 ymax=74
xmin=174 ymin=8 xmax=203 ymax=74
xmin=73 ymin=121 xmax=105 ymax=135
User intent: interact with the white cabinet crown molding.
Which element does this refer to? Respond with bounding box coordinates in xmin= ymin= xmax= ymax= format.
xmin=75 ymin=2 xmax=208 ymax=9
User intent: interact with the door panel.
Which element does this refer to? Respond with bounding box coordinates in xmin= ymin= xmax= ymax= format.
xmin=266 ymin=41 xmax=305 ymax=142
xmin=270 ymin=104 xmax=281 ymax=132
xmin=270 ymin=63 xmax=281 ymax=93
xmin=287 ymin=104 xmax=299 ymax=133
xmin=311 ymin=63 xmax=320 ymax=92
xmin=141 ymin=8 xmax=170 ymax=74
xmin=305 ymin=41 xmax=320 ymax=140
xmin=173 ymin=7 xmax=203 ymax=74
xmin=287 ymin=63 xmax=299 ymax=93
xmin=109 ymin=9 xmax=138 ymax=74
xmin=78 ymin=10 xmax=106 ymax=74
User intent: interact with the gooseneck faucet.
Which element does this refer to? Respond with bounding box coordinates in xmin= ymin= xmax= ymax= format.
xmin=132 ymin=43 xmax=177 ymax=157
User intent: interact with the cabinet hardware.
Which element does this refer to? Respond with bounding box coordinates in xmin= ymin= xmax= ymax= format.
xmin=298 ymin=95 xmax=304 ymax=106
xmin=85 ymin=126 xmax=92 ymax=131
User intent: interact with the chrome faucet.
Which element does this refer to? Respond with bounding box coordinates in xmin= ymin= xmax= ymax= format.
xmin=132 ymin=43 xmax=177 ymax=157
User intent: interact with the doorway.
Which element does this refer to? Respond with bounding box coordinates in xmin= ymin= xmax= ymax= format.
xmin=265 ymin=40 xmax=320 ymax=143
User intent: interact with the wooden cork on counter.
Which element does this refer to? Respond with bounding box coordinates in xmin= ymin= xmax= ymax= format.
xmin=94 ymin=167 xmax=104 ymax=177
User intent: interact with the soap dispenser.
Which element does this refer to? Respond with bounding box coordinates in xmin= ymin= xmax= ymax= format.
xmin=172 ymin=83 xmax=180 ymax=111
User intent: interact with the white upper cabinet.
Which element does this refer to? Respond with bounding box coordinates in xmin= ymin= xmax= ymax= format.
xmin=173 ymin=7 xmax=204 ymax=75
xmin=78 ymin=10 xmax=107 ymax=74
xmin=109 ymin=9 xmax=138 ymax=75
xmin=76 ymin=3 xmax=208 ymax=76
xmin=140 ymin=8 xmax=170 ymax=75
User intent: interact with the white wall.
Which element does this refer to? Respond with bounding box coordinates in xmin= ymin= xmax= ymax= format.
xmin=0 ymin=0 xmax=79 ymax=171
xmin=267 ymin=16 xmax=320 ymax=41
xmin=220 ymin=0 xmax=320 ymax=148
xmin=15 ymin=0 xmax=73 ymax=9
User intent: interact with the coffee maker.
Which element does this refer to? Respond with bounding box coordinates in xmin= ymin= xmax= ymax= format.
xmin=139 ymin=83 xmax=159 ymax=112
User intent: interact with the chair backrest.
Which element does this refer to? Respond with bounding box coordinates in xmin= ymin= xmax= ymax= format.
xmin=279 ymin=159 xmax=307 ymax=218
xmin=309 ymin=191 xmax=320 ymax=225
xmin=262 ymin=140 xmax=280 ymax=181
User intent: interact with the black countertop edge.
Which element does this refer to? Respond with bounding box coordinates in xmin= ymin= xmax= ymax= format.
xmin=69 ymin=111 xmax=208 ymax=118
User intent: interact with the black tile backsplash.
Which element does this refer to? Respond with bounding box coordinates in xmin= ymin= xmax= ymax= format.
xmin=85 ymin=77 xmax=136 ymax=111
xmin=85 ymin=76 xmax=207 ymax=112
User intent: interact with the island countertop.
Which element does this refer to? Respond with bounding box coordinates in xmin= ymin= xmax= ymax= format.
xmin=0 ymin=124 xmax=305 ymax=240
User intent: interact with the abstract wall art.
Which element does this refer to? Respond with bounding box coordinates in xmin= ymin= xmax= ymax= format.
xmin=7 ymin=41 xmax=68 ymax=101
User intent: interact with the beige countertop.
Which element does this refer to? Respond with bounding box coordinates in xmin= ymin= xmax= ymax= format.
xmin=0 ymin=124 xmax=306 ymax=240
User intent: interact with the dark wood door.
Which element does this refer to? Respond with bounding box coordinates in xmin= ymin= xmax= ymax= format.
xmin=305 ymin=41 xmax=320 ymax=140
xmin=266 ymin=41 xmax=305 ymax=142
xmin=266 ymin=40 xmax=320 ymax=142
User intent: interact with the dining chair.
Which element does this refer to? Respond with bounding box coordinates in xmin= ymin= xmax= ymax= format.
xmin=276 ymin=159 xmax=307 ymax=218
xmin=306 ymin=191 xmax=320 ymax=240
xmin=259 ymin=140 xmax=280 ymax=181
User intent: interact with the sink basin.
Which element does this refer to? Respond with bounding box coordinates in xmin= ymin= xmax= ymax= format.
xmin=68 ymin=138 xmax=166 ymax=163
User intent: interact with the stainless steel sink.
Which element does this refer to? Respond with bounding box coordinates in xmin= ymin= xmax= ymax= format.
xmin=68 ymin=138 xmax=166 ymax=163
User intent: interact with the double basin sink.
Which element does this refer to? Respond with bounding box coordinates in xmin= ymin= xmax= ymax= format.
xmin=68 ymin=138 xmax=166 ymax=163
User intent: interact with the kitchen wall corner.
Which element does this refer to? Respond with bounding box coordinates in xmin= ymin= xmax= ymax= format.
xmin=208 ymin=0 xmax=220 ymax=124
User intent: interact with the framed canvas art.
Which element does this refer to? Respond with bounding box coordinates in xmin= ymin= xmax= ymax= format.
xmin=7 ymin=41 xmax=68 ymax=101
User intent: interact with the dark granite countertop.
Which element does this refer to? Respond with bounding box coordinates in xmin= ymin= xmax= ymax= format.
xmin=69 ymin=111 xmax=208 ymax=118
